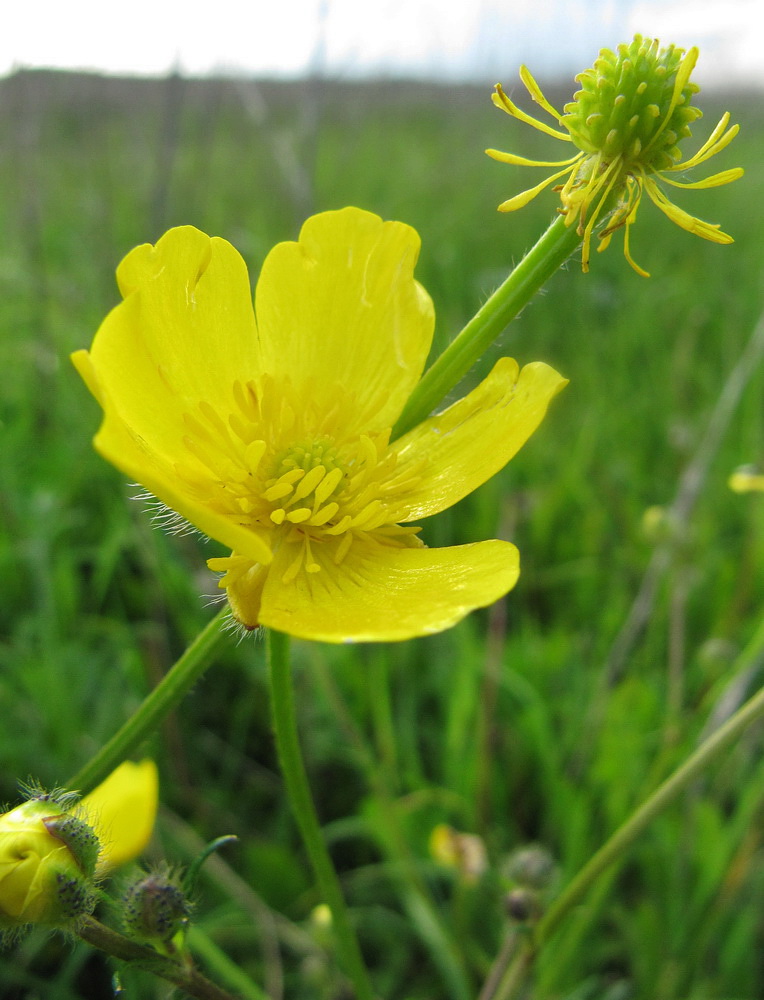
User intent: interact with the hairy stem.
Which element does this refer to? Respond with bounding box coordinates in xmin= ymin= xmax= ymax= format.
xmin=392 ymin=213 xmax=581 ymax=437
xmin=78 ymin=916 xmax=240 ymax=1000
xmin=484 ymin=663 xmax=764 ymax=1000
xmin=68 ymin=608 xmax=230 ymax=794
xmin=266 ymin=629 xmax=375 ymax=1000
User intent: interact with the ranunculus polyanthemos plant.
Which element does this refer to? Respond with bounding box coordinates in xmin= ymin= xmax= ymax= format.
xmin=72 ymin=207 xmax=566 ymax=642
xmin=55 ymin=37 xmax=756 ymax=1000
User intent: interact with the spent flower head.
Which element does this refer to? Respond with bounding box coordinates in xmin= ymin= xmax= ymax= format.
xmin=72 ymin=207 xmax=566 ymax=642
xmin=487 ymin=34 xmax=743 ymax=275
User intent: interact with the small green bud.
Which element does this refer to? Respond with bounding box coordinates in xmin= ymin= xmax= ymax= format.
xmin=122 ymin=866 xmax=191 ymax=946
xmin=503 ymin=843 xmax=557 ymax=892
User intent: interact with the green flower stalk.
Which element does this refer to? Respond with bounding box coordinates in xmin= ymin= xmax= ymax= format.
xmin=487 ymin=35 xmax=744 ymax=275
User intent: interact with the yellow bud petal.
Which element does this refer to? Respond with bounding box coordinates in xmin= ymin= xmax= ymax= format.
xmin=80 ymin=760 xmax=159 ymax=873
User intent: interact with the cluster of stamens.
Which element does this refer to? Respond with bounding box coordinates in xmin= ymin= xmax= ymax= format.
xmin=176 ymin=378 xmax=423 ymax=584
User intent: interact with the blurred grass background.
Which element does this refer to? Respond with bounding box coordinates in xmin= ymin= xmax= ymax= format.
xmin=0 ymin=68 xmax=763 ymax=999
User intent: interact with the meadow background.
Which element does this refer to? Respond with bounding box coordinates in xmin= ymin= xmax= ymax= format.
xmin=0 ymin=68 xmax=762 ymax=999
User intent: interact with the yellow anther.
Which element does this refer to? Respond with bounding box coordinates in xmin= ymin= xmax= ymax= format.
xmin=314 ymin=467 xmax=344 ymax=505
xmin=263 ymin=482 xmax=294 ymax=502
xmin=324 ymin=514 xmax=353 ymax=536
xmin=286 ymin=508 xmax=312 ymax=523
xmin=278 ymin=468 xmax=306 ymax=485
xmin=311 ymin=502 xmax=339 ymax=526
xmin=293 ymin=465 xmax=326 ymax=501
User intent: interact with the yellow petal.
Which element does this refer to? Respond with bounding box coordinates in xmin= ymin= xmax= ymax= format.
xmin=666 ymin=113 xmax=739 ymax=171
xmin=644 ymin=45 xmax=699 ymax=156
xmin=254 ymin=207 xmax=434 ymax=436
xmin=643 ymin=177 xmax=734 ymax=244
xmin=485 ymin=148 xmax=581 ymax=168
xmin=658 ymin=168 xmax=744 ymax=191
xmin=77 ymin=226 xmax=260 ymax=460
xmin=393 ymin=358 xmax=567 ymax=520
xmin=79 ymin=761 xmax=159 ymax=873
xmin=519 ymin=65 xmax=564 ymax=122
xmin=71 ymin=351 xmax=272 ymax=566
xmin=71 ymin=226 xmax=274 ymax=565
xmin=492 ymin=83 xmax=570 ymax=141
xmin=621 ymin=218 xmax=651 ymax=278
xmin=496 ymin=165 xmax=577 ymax=212
xmin=257 ymin=537 xmax=520 ymax=642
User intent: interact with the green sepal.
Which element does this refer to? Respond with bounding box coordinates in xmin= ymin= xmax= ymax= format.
xmin=43 ymin=813 xmax=100 ymax=878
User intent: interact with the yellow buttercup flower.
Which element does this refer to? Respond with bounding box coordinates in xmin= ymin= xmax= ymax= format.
xmin=429 ymin=824 xmax=487 ymax=884
xmin=487 ymin=35 xmax=743 ymax=276
xmin=73 ymin=208 xmax=566 ymax=642
xmin=0 ymin=761 xmax=157 ymax=929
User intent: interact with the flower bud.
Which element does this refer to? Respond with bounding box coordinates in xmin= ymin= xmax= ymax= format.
xmin=502 ymin=843 xmax=557 ymax=891
xmin=429 ymin=824 xmax=488 ymax=884
xmin=0 ymin=798 xmax=98 ymax=929
xmin=122 ymin=866 xmax=191 ymax=946
xmin=729 ymin=465 xmax=764 ymax=494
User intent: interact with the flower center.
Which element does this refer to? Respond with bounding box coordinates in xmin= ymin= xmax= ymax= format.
xmin=179 ymin=378 xmax=423 ymax=585
xmin=263 ymin=440 xmax=347 ymax=529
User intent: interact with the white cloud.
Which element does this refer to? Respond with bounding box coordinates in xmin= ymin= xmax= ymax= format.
xmin=2 ymin=0 xmax=762 ymax=83
xmin=628 ymin=0 xmax=764 ymax=85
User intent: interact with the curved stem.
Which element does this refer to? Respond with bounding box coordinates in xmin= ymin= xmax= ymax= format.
xmin=266 ymin=629 xmax=375 ymax=1000
xmin=392 ymin=213 xmax=581 ymax=438
xmin=187 ymin=925 xmax=269 ymax=1000
xmin=78 ymin=915 xmax=240 ymax=1000
xmin=485 ymin=660 xmax=764 ymax=1000
xmin=68 ymin=608 xmax=230 ymax=795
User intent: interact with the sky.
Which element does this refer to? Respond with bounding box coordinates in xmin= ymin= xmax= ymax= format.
xmin=2 ymin=0 xmax=763 ymax=87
